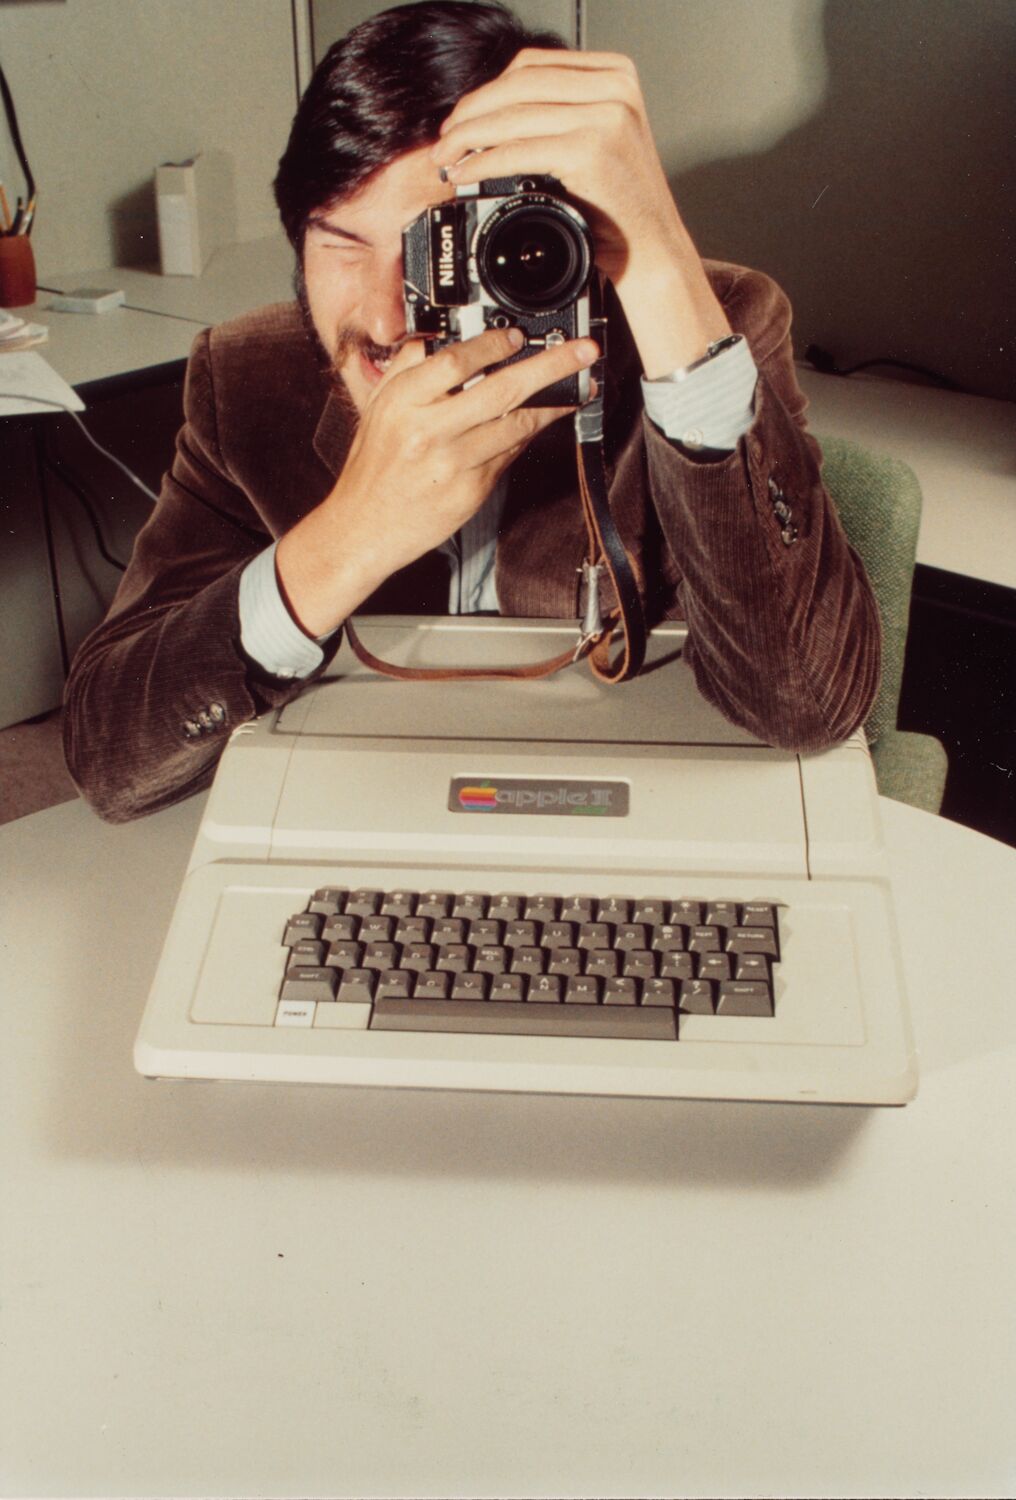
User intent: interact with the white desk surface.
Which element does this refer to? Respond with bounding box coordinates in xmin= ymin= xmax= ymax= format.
xmin=2 ymin=792 xmax=1014 ymax=1499
xmin=12 ymin=235 xmax=1016 ymax=587
xmin=799 ymin=366 xmax=1016 ymax=592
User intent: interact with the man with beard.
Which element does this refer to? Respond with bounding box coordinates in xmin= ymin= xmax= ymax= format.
xmin=64 ymin=1 xmax=880 ymax=822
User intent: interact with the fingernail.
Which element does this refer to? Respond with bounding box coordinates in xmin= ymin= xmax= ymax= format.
xmin=507 ymin=328 xmax=524 ymax=349
xmin=577 ymin=340 xmax=599 ymax=365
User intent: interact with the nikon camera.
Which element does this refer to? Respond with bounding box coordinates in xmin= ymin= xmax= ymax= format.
xmin=402 ymin=174 xmax=596 ymax=407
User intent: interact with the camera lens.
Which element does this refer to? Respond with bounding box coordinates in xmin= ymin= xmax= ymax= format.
xmin=476 ymin=198 xmax=591 ymax=315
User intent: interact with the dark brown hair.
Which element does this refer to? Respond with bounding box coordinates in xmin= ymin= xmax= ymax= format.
xmin=273 ymin=1 xmax=565 ymax=252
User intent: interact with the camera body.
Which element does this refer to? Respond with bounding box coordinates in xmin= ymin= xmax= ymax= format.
xmin=402 ymin=174 xmax=595 ymax=407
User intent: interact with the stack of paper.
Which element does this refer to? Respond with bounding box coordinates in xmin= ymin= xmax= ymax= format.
xmin=0 ymin=308 xmax=48 ymax=353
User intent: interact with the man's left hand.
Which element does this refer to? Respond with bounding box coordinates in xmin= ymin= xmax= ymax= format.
xmin=431 ymin=48 xmax=731 ymax=376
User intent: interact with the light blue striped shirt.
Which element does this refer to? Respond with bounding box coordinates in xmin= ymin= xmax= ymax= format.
xmin=238 ymin=337 xmax=757 ymax=679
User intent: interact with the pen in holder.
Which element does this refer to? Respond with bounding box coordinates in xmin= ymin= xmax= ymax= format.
xmin=0 ymin=232 xmax=36 ymax=307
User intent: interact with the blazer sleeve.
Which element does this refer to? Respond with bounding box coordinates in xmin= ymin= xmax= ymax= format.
xmin=631 ymin=264 xmax=882 ymax=752
xmin=63 ymin=329 xmax=327 ymax=823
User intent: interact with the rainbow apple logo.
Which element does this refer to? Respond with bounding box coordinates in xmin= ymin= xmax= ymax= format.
xmin=458 ymin=783 xmax=498 ymax=811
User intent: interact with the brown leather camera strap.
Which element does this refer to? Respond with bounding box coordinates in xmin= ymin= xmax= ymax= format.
xmin=343 ymin=437 xmax=647 ymax=685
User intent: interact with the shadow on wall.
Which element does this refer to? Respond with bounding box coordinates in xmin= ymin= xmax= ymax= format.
xmin=671 ymin=0 xmax=1016 ymax=402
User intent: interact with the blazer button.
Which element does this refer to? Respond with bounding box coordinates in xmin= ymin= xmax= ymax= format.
xmin=197 ymin=710 xmax=214 ymax=731
xmin=209 ymin=702 xmax=226 ymax=723
xmin=183 ymin=718 xmax=201 ymax=739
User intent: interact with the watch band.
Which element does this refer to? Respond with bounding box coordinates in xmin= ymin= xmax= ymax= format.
xmin=668 ymin=332 xmax=744 ymax=382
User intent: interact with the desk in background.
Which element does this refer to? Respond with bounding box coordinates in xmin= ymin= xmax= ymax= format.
xmin=2 ymin=788 xmax=1014 ymax=1498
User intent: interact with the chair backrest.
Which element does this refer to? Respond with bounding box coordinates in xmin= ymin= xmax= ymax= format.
xmin=816 ymin=433 xmax=923 ymax=747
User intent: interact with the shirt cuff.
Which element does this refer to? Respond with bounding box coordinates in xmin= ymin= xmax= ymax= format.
xmin=641 ymin=336 xmax=758 ymax=452
xmin=238 ymin=542 xmax=333 ymax=681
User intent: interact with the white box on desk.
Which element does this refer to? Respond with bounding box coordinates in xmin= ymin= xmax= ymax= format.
xmin=155 ymin=151 xmax=236 ymax=276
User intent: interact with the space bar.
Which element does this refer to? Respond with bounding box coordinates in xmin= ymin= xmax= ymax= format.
xmin=370 ymin=998 xmax=677 ymax=1040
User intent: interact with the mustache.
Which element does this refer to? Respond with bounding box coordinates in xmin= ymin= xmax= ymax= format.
xmin=334 ymin=329 xmax=407 ymax=369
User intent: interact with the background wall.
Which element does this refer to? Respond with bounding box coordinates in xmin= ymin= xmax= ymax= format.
xmin=0 ymin=0 xmax=298 ymax=278
xmin=585 ymin=0 xmax=1015 ymax=403
xmin=311 ymin=0 xmax=1015 ymax=403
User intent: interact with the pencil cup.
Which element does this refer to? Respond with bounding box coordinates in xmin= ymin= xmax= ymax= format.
xmin=0 ymin=235 xmax=37 ymax=307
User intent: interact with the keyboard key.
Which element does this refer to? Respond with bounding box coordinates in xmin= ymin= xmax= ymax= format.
xmin=416 ymin=891 xmax=453 ymax=918
xmin=603 ymin=977 xmax=639 ymax=1006
xmin=679 ymin=979 xmax=715 ymax=1014
xmin=346 ymin=888 xmax=382 ymax=917
xmin=280 ymin=966 xmax=338 ymax=1003
xmin=400 ymin=942 xmax=437 ymax=972
xmin=742 ymin=902 xmax=778 ymax=929
xmin=376 ymin=969 xmax=413 ymax=1000
xmin=435 ymin=944 xmax=472 ymax=974
xmin=559 ymin=896 xmax=596 ymax=923
xmin=596 ymin=896 xmax=630 ymax=924
xmin=468 ymin=918 xmax=503 ymax=946
xmin=452 ymin=892 xmax=488 ymax=919
xmin=688 ymin=926 xmax=721 ymax=953
xmin=547 ymin=948 xmax=583 ymax=976
xmin=622 ymin=949 xmax=656 ymax=980
xmin=308 ymin=887 xmax=347 ymax=915
xmin=524 ymin=895 xmax=559 ymax=924
xmin=395 ymin=916 xmax=431 ymax=946
xmin=734 ymin=953 xmax=771 ymax=983
xmin=642 ymin=978 xmax=676 ymax=1008
xmin=510 ymin=946 xmax=545 ymax=975
xmin=359 ymin=915 xmax=395 ymax=943
xmin=669 ymin=899 xmax=702 ymax=925
xmin=487 ymin=894 xmax=524 ymax=920
xmin=431 ymin=918 xmax=467 ymax=947
xmin=504 ymin=920 xmax=539 ymax=948
xmin=370 ymin=998 xmax=677 ymax=1040
xmin=414 ymin=971 xmax=451 ymax=1000
xmin=697 ymin=953 xmax=732 ymax=983
xmin=705 ymin=901 xmax=739 ymax=928
xmin=585 ymin=950 xmax=619 ymax=979
xmin=659 ymin=952 xmax=694 ymax=981
xmin=716 ymin=981 xmax=774 ymax=1017
xmin=565 ymin=975 xmax=601 ymax=1004
xmin=362 ymin=942 xmax=399 ymax=972
xmin=473 ymin=945 xmax=509 ymax=975
xmin=650 ymin=923 xmax=685 ymax=953
xmin=489 ymin=974 xmax=526 ymax=1002
xmin=725 ymin=926 xmax=780 ymax=959
xmin=286 ymin=938 xmax=325 ymax=968
xmin=615 ymin=923 xmax=649 ymax=951
xmin=450 ymin=971 xmax=488 ymax=1001
xmin=337 ymin=969 xmax=377 ymax=1002
xmin=577 ymin=923 xmax=613 ymax=951
xmin=321 ymin=912 xmax=358 ymax=944
xmin=324 ymin=940 xmax=363 ymax=971
xmin=528 ymin=974 xmax=563 ymax=1003
xmin=380 ymin=889 xmax=417 ymax=917
xmin=632 ymin=898 xmax=667 ymax=924
xmin=275 ymin=997 xmax=316 ymax=1027
xmin=283 ymin=912 xmax=323 ymax=945
xmin=541 ymin=921 xmax=576 ymax=949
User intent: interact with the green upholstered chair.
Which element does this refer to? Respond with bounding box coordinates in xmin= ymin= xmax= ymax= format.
xmin=817 ymin=434 xmax=948 ymax=813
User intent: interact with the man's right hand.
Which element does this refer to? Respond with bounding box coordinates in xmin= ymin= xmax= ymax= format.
xmin=275 ymin=325 xmax=598 ymax=639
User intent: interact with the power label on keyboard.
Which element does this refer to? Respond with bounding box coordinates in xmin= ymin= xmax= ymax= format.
xmin=277 ymin=887 xmax=781 ymax=1040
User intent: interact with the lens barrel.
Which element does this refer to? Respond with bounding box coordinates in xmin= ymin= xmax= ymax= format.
xmin=475 ymin=194 xmax=592 ymax=316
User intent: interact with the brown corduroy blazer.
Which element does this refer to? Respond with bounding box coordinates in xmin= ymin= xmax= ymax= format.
xmin=64 ymin=261 xmax=880 ymax=822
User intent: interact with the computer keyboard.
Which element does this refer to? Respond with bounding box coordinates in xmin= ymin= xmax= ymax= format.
xmin=278 ymin=886 xmax=782 ymax=1041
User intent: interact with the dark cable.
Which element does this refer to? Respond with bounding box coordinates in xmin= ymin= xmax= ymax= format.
xmin=30 ymin=426 xmax=70 ymax=676
xmin=0 ymin=62 xmax=36 ymax=202
xmin=42 ymin=452 xmax=128 ymax=572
